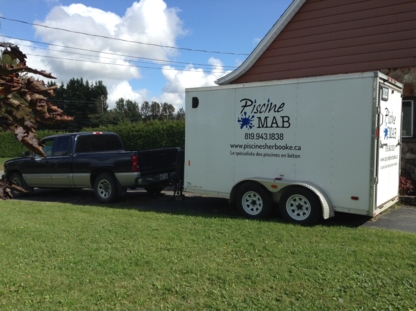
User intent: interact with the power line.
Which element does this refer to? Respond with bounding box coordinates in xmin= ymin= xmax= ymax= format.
xmin=0 ymin=16 xmax=249 ymax=56
xmin=25 ymin=52 xmax=231 ymax=73
xmin=0 ymin=35 xmax=238 ymax=70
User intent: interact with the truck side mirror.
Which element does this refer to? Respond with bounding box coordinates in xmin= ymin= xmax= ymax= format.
xmin=22 ymin=151 xmax=32 ymax=158
xmin=192 ymin=97 xmax=199 ymax=108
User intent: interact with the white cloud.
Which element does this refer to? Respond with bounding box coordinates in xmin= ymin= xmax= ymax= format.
xmin=108 ymin=81 xmax=148 ymax=104
xmin=3 ymin=1 xmax=233 ymax=111
xmin=152 ymin=57 xmax=232 ymax=110
xmin=29 ymin=0 xmax=185 ymax=108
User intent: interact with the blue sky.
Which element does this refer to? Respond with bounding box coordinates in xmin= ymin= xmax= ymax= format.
xmin=0 ymin=0 xmax=293 ymax=110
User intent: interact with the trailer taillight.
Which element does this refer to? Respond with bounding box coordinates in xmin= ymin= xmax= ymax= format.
xmin=131 ymin=155 xmax=139 ymax=172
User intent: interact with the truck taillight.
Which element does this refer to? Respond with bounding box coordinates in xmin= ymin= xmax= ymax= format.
xmin=131 ymin=155 xmax=139 ymax=172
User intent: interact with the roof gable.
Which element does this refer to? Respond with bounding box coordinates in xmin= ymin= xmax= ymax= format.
xmin=217 ymin=0 xmax=416 ymax=85
xmin=216 ymin=0 xmax=306 ymax=85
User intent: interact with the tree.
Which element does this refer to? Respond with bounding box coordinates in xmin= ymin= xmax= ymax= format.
xmin=160 ymin=102 xmax=175 ymax=120
xmin=41 ymin=78 xmax=108 ymax=131
xmin=140 ymin=101 xmax=151 ymax=121
xmin=176 ymin=107 xmax=185 ymax=120
xmin=114 ymin=98 xmax=127 ymax=123
xmin=0 ymin=43 xmax=73 ymax=199
xmin=125 ymin=99 xmax=141 ymax=122
xmin=0 ymin=43 xmax=72 ymax=154
xmin=150 ymin=101 xmax=161 ymax=120
xmin=111 ymin=98 xmax=141 ymax=123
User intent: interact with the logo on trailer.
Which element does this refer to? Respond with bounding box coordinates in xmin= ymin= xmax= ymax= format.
xmin=382 ymin=107 xmax=397 ymax=140
xmin=238 ymin=112 xmax=255 ymax=129
xmin=383 ymin=128 xmax=389 ymax=139
xmin=237 ymin=98 xmax=291 ymax=130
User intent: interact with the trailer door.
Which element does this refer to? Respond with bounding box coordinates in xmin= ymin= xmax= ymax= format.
xmin=376 ymin=83 xmax=402 ymax=208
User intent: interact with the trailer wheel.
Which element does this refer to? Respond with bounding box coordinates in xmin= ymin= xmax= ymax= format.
xmin=10 ymin=172 xmax=33 ymax=197
xmin=94 ymin=173 xmax=119 ymax=203
xmin=237 ymin=182 xmax=273 ymax=219
xmin=279 ymin=187 xmax=321 ymax=225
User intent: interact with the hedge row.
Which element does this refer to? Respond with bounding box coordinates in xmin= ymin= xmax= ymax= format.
xmin=0 ymin=120 xmax=185 ymax=158
xmin=85 ymin=120 xmax=185 ymax=150
xmin=0 ymin=132 xmax=27 ymax=158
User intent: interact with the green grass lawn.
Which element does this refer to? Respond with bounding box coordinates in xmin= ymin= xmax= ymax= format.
xmin=0 ymin=200 xmax=415 ymax=310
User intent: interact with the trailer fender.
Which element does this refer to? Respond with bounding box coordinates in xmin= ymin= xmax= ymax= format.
xmin=280 ymin=182 xmax=334 ymax=220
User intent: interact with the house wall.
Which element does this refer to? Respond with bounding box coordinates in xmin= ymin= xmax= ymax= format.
xmin=401 ymin=79 xmax=416 ymax=195
xmin=232 ymin=0 xmax=416 ymax=84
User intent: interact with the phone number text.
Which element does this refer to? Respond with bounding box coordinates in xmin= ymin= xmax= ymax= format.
xmin=245 ymin=133 xmax=284 ymax=140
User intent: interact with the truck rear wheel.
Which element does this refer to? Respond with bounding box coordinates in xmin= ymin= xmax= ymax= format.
xmin=94 ymin=173 xmax=119 ymax=203
xmin=237 ymin=182 xmax=273 ymax=219
xmin=10 ymin=172 xmax=33 ymax=198
xmin=279 ymin=187 xmax=321 ymax=225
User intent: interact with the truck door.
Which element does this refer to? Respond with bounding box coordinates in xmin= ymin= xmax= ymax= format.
xmin=376 ymin=83 xmax=402 ymax=208
xmin=24 ymin=136 xmax=73 ymax=187
xmin=23 ymin=138 xmax=54 ymax=187
xmin=47 ymin=135 xmax=73 ymax=187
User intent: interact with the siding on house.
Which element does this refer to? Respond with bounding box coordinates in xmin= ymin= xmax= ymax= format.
xmin=232 ymin=0 xmax=416 ymax=84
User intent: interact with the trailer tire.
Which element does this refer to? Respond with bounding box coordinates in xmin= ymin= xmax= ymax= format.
xmin=279 ymin=187 xmax=321 ymax=225
xmin=237 ymin=182 xmax=273 ymax=219
xmin=94 ymin=173 xmax=119 ymax=203
xmin=10 ymin=172 xmax=33 ymax=197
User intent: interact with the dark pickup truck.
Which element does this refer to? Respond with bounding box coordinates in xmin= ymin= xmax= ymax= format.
xmin=4 ymin=132 xmax=180 ymax=202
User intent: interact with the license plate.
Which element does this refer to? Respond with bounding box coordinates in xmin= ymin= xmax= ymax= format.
xmin=160 ymin=173 xmax=168 ymax=180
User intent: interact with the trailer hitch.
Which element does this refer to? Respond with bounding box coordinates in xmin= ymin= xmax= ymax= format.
xmin=171 ymin=179 xmax=185 ymax=201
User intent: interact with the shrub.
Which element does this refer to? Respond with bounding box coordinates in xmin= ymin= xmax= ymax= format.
xmin=0 ymin=130 xmax=67 ymax=158
xmin=85 ymin=120 xmax=185 ymax=150
xmin=399 ymin=175 xmax=414 ymax=195
xmin=0 ymin=120 xmax=185 ymax=157
xmin=0 ymin=131 xmax=27 ymax=157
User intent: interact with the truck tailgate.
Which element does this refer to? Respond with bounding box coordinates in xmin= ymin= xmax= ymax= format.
xmin=138 ymin=148 xmax=179 ymax=175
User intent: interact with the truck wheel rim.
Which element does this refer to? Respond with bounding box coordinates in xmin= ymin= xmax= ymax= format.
xmin=285 ymin=194 xmax=311 ymax=221
xmin=12 ymin=177 xmax=21 ymax=187
xmin=98 ymin=180 xmax=111 ymax=198
xmin=11 ymin=176 xmax=22 ymax=194
xmin=241 ymin=191 xmax=263 ymax=215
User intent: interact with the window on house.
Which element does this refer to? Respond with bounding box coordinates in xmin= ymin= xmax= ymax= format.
xmin=402 ymin=100 xmax=414 ymax=138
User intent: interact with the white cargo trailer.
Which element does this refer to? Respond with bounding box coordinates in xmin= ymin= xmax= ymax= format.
xmin=184 ymin=72 xmax=403 ymax=224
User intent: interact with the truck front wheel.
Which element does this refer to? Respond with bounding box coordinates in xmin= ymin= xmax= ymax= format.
xmin=94 ymin=173 xmax=119 ymax=203
xmin=279 ymin=187 xmax=321 ymax=225
xmin=236 ymin=182 xmax=273 ymax=219
xmin=10 ymin=172 xmax=33 ymax=197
